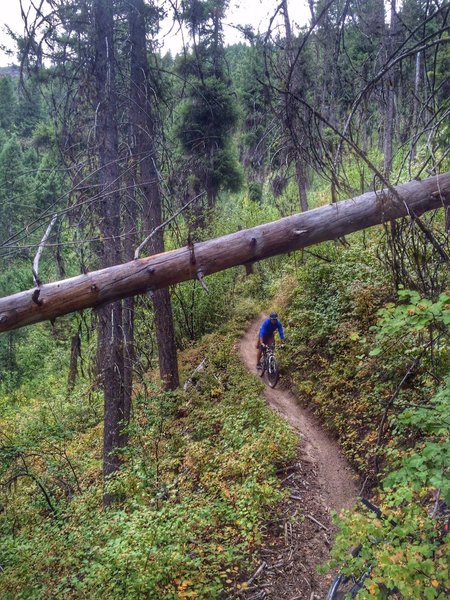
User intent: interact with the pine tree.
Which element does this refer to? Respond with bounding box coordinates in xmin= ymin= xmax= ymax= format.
xmin=0 ymin=137 xmax=29 ymax=240
xmin=0 ymin=76 xmax=17 ymax=131
xmin=176 ymin=0 xmax=242 ymax=217
xmin=93 ymin=0 xmax=126 ymax=498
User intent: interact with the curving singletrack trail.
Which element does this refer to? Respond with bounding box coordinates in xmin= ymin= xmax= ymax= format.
xmin=240 ymin=317 xmax=357 ymax=513
xmin=236 ymin=316 xmax=359 ymax=598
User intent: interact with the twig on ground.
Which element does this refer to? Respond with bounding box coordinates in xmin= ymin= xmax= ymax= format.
xmin=306 ymin=514 xmax=329 ymax=531
xmin=245 ymin=562 xmax=267 ymax=587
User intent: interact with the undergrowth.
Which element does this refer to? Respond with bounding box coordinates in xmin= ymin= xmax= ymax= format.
xmin=0 ymin=299 xmax=297 ymax=599
xmin=282 ymin=229 xmax=449 ymax=598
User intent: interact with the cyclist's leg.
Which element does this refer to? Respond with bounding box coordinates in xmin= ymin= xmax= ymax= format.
xmin=256 ymin=335 xmax=263 ymax=368
xmin=266 ymin=334 xmax=275 ymax=349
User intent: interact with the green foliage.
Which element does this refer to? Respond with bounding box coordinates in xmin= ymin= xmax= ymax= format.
xmin=177 ymin=77 xmax=238 ymax=152
xmin=175 ymin=74 xmax=242 ymax=200
xmin=248 ymin=181 xmax=262 ymax=203
xmin=328 ymin=489 xmax=449 ymax=598
xmin=371 ymin=288 xmax=450 ymax=342
xmin=368 ymin=288 xmax=450 ymax=383
xmin=34 ymin=151 xmax=68 ymax=211
xmin=16 ymin=78 xmax=44 ymax=137
xmin=172 ymin=270 xmax=238 ymax=342
xmin=328 ymin=382 xmax=450 ymax=598
xmin=0 ymin=2 xmax=448 ymax=598
xmin=0 ymin=76 xmax=17 ymax=130
xmin=289 ymin=243 xmax=450 ymax=597
xmin=0 ymin=136 xmax=31 ymax=240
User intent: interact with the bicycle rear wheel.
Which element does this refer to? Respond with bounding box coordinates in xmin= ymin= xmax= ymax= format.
xmin=267 ymin=354 xmax=279 ymax=388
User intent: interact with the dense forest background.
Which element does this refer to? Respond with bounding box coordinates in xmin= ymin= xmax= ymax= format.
xmin=0 ymin=0 xmax=449 ymax=597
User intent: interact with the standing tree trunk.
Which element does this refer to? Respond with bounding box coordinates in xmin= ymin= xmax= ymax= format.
xmin=128 ymin=0 xmax=179 ymax=390
xmin=68 ymin=332 xmax=81 ymax=392
xmin=282 ymin=0 xmax=309 ymax=211
xmin=411 ymin=50 xmax=422 ymax=163
xmin=93 ymin=0 xmax=125 ymax=500
xmin=383 ymin=0 xmax=398 ymax=178
xmin=295 ymin=159 xmax=309 ymax=213
xmin=121 ymin=166 xmax=136 ymax=445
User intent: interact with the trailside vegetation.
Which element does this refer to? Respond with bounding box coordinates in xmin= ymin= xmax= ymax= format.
xmin=281 ymin=221 xmax=449 ymax=595
xmin=0 ymin=299 xmax=297 ymax=598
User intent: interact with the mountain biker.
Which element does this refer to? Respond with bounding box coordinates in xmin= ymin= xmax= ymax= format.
xmin=256 ymin=312 xmax=285 ymax=370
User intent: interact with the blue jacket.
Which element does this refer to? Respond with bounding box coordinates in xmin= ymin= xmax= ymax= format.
xmin=260 ymin=318 xmax=284 ymax=341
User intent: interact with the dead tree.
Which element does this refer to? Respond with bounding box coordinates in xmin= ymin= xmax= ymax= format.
xmin=93 ymin=0 xmax=125 ymax=497
xmin=128 ymin=0 xmax=179 ymax=390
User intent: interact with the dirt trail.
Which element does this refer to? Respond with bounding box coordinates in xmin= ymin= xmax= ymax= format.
xmin=236 ymin=317 xmax=359 ymax=598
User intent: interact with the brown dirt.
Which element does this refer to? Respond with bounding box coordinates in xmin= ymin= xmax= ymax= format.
xmin=232 ymin=316 xmax=359 ymax=599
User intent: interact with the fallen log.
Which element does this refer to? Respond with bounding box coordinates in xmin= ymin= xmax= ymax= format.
xmin=0 ymin=172 xmax=449 ymax=333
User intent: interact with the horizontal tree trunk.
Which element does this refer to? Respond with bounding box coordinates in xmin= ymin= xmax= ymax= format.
xmin=1 ymin=172 xmax=449 ymax=334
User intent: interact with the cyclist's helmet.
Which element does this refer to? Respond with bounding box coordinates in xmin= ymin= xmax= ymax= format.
xmin=269 ymin=312 xmax=278 ymax=319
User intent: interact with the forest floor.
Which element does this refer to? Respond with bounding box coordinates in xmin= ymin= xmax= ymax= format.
xmin=234 ymin=316 xmax=359 ymax=599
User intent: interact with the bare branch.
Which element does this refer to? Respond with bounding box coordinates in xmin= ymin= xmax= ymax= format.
xmin=32 ymin=214 xmax=58 ymax=286
xmin=134 ymin=192 xmax=205 ymax=259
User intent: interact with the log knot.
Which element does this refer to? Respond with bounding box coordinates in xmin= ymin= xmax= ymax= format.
xmin=31 ymin=289 xmax=43 ymax=306
xmin=0 ymin=314 xmax=7 ymax=324
xmin=431 ymin=189 xmax=450 ymax=201
xmin=188 ymin=235 xmax=196 ymax=265
xmin=197 ymin=270 xmax=209 ymax=293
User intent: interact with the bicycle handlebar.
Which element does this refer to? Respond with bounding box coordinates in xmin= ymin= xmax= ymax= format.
xmin=361 ymin=498 xmax=382 ymax=518
xmin=361 ymin=497 xmax=398 ymax=527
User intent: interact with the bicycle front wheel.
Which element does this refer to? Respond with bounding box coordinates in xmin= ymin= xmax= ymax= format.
xmin=326 ymin=570 xmax=371 ymax=599
xmin=267 ymin=355 xmax=279 ymax=388
xmin=326 ymin=573 xmax=359 ymax=599
xmin=259 ymin=355 xmax=266 ymax=377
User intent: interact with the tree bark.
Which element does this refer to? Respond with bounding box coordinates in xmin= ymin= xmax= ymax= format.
xmin=295 ymin=158 xmax=309 ymax=213
xmin=122 ymin=168 xmax=136 ymax=445
xmin=68 ymin=332 xmax=81 ymax=392
xmin=93 ymin=0 xmax=125 ymax=496
xmin=1 ymin=172 xmax=449 ymax=334
xmin=129 ymin=0 xmax=179 ymax=390
xmin=383 ymin=0 xmax=398 ymax=178
xmin=411 ymin=50 xmax=422 ymax=162
xmin=282 ymin=0 xmax=309 ymax=212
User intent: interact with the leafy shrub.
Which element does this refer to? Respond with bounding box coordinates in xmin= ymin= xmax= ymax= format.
xmin=328 ymin=379 xmax=450 ymax=598
xmin=322 ymin=287 xmax=449 ymax=598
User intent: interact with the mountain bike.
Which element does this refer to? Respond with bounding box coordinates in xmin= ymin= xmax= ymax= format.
xmin=326 ymin=495 xmax=450 ymax=599
xmin=259 ymin=343 xmax=279 ymax=388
